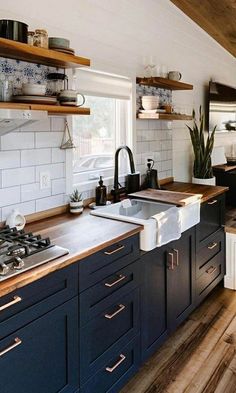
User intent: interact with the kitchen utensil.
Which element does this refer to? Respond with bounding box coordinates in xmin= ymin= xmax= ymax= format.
xmin=168 ymin=71 xmax=182 ymax=81
xmin=22 ymin=83 xmax=46 ymax=96
xmin=49 ymin=37 xmax=70 ymax=49
xmin=0 ymin=19 xmax=28 ymax=43
xmin=13 ymin=95 xmax=57 ymax=104
xmin=47 ymin=73 xmax=68 ymax=96
xmin=59 ymin=90 xmax=85 ymax=107
xmin=0 ymin=80 xmax=13 ymax=102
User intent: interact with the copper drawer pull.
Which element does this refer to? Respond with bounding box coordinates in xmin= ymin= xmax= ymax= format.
xmin=0 ymin=296 xmax=22 ymax=312
xmin=207 ymin=242 xmax=218 ymax=250
xmin=0 ymin=337 xmax=22 ymax=357
xmin=206 ymin=266 xmax=217 ymax=275
xmin=105 ymin=304 xmax=125 ymax=319
xmin=208 ymin=200 xmax=217 ymax=205
xmin=173 ymin=249 xmax=179 ymax=266
xmin=105 ymin=354 xmax=126 ymax=373
xmin=104 ymin=245 xmax=125 ymax=256
xmin=167 ymin=252 xmax=174 ymax=270
xmin=105 ymin=274 xmax=126 ymax=288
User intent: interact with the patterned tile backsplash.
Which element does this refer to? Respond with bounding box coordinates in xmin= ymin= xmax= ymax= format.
xmin=136 ymin=84 xmax=172 ymax=112
xmin=0 ymin=57 xmax=61 ymax=95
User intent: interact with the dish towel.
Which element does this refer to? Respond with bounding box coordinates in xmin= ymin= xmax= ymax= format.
xmin=152 ymin=206 xmax=181 ymax=247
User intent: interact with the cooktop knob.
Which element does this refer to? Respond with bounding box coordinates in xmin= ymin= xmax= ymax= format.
xmin=0 ymin=262 xmax=10 ymax=275
xmin=13 ymin=257 xmax=24 ymax=270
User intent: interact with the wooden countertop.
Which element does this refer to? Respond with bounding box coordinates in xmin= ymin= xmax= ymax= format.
xmin=213 ymin=164 xmax=236 ymax=172
xmin=0 ymin=211 xmax=142 ymax=297
xmin=163 ymin=181 xmax=228 ymax=203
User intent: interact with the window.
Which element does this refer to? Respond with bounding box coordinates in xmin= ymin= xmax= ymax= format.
xmin=70 ymin=70 xmax=132 ymax=192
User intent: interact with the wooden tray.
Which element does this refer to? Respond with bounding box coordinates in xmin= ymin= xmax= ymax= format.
xmin=128 ymin=188 xmax=202 ymax=206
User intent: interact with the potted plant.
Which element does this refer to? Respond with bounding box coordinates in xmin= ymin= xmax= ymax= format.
xmin=69 ymin=189 xmax=83 ymax=214
xmin=187 ymin=106 xmax=217 ymax=185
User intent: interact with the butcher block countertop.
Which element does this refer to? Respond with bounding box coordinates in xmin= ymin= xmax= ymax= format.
xmin=0 ymin=211 xmax=142 ymax=297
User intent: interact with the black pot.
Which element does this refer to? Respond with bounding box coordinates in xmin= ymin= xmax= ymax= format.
xmin=0 ymin=20 xmax=28 ymax=43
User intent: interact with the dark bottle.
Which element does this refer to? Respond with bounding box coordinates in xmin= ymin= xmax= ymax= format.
xmin=95 ymin=176 xmax=107 ymax=206
xmin=142 ymin=159 xmax=161 ymax=189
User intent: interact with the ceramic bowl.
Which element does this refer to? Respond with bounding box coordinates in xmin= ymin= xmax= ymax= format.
xmin=22 ymin=83 xmax=46 ymax=96
xmin=49 ymin=37 xmax=70 ymax=49
xmin=142 ymin=96 xmax=159 ymax=110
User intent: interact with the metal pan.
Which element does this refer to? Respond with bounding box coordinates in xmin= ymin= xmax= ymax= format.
xmin=0 ymin=19 xmax=28 ymax=43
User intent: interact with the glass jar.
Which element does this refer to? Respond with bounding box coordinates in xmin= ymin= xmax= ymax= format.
xmin=0 ymin=80 xmax=13 ymax=102
xmin=33 ymin=29 xmax=48 ymax=48
xmin=47 ymin=73 xmax=68 ymax=96
xmin=27 ymin=31 xmax=35 ymax=45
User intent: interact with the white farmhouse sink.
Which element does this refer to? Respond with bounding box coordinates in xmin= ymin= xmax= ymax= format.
xmin=91 ymin=198 xmax=200 ymax=251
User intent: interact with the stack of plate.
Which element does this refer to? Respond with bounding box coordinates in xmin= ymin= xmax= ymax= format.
xmin=14 ymin=96 xmax=58 ymax=105
xmin=49 ymin=37 xmax=75 ymax=55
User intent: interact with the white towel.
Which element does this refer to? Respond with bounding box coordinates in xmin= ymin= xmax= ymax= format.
xmin=152 ymin=206 xmax=181 ymax=247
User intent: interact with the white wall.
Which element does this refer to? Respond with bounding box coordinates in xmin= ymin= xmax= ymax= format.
xmin=0 ymin=0 xmax=236 ymax=218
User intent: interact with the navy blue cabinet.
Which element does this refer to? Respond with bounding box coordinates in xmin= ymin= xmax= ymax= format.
xmin=0 ymin=298 xmax=79 ymax=393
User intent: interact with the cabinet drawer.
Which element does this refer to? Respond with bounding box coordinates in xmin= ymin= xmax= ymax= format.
xmin=80 ymin=288 xmax=140 ymax=383
xmin=196 ymin=230 xmax=225 ymax=277
xmin=79 ymin=235 xmax=140 ymax=292
xmin=0 ymin=264 xmax=78 ymax=339
xmin=0 ymin=298 xmax=79 ymax=393
xmin=81 ymin=336 xmax=140 ymax=393
xmin=196 ymin=254 xmax=225 ymax=300
xmin=80 ymin=260 xmax=140 ymax=326
xmin=196 ymin=194 xmax=225 ymax=246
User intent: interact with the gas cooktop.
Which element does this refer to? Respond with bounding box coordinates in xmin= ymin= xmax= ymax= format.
xmin=0 ymin=225 xmax=69 ymax=281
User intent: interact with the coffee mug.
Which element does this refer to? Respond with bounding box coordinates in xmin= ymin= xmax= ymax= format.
xmin=168 ymin=71 xmax=182 ymax=81
xmin=59 ymin=89 xmax=85 ymax=107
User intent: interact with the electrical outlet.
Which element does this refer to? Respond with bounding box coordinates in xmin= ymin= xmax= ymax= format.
xmin=40 ymin=171 xmax=51 ymax=189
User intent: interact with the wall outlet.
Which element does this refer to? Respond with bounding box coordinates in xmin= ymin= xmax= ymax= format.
xmin=40 ymin=171 xmax=51 ymax=189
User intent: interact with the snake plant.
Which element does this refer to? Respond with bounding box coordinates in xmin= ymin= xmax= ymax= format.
xmin=187 ymin=107 xmax=216 ymax=179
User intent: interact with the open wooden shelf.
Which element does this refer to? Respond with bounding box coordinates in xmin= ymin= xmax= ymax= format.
xmin=0 ymin=102 xmax=90 ymax=116
xmin=136 ymin=77 xmax=193 ymax=91
xmin=0 ymin=38 xmax=90 ymax=69
xmin=137 ymin=113 xmax=192 ymax=120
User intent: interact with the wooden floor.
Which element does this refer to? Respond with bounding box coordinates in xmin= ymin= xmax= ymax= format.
xmin=121 ymin=286 xmax=236 ymax=393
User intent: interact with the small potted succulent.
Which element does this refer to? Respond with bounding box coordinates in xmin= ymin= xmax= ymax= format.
xmin=69 ymin=189 xmax=83 ymax=214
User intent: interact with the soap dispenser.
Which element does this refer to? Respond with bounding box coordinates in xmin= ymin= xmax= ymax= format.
xmin=95 ymin=176 xmax=107 ymax=206
xmin=142 ymin=159 xmax=161 ymax=189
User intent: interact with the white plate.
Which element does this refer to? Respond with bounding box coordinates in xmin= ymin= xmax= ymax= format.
xmin=14 ymin=95 xmax=58 ymax=104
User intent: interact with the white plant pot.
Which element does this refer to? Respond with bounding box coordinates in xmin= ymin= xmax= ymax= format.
xmin=192 ymin=176 xmax=216 ymax=186
xmin=69 ymin=201 xmax=83 ymax=214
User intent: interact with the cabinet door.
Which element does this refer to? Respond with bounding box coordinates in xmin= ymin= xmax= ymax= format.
xmin=167 ymin=228 xmax=195 ymax=331
xmin=141 ymin=247 xmax=168 ymax=361
xmin=0 ymin=298 xmax=79 ymax=393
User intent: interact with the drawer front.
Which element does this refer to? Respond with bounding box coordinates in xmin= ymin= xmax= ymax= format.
xmin=196 ymin=230 xmax=225 ymax=277
xmin=0 ymin=298 xmax=79 ymax=393
xmin=196 ymin=254 xmax=225 ymax=301
xmin=80 ymin=336 xmax=140 ymax=393
xmin=80 ymin=288 xmax=140 ymax=382
xmin=80 ymin=260 xmax=140 ymax=326
xmin=79 ymin=235 xmax=140 ymax=292
xmin=0 ymin=264 xmax=78 ymax=339
xmin=196 ymin=194 xmax=225 ymax=246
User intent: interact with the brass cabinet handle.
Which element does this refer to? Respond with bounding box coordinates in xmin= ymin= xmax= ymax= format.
xmin=105 ymin=354 xmax=126 ymax=373
xmin=104 ymin=245 xmax=125 ymax=256
xmin=0 ymin=295 xmax=22 ymax=312
xmin=206 ymin=266 xmax=217 ymax=275
xmin=207 ymin=242 xmax=218 ymax=250
xmin=0 ymin=337 xmax=22 ymax=357
xmin=105 ymin=274 xmax=126 ymax=288
xmin=105 ymin=304 xmax=125 ymax=319
xmin=173 ymin=249 xmax=179 ymax=266
xmin=167 ymin=252 xmax=174 ymax=270
xmin=208 ymin=200 xmax=217 ymax=205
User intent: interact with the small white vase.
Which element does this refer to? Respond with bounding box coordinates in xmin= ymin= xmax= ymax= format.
xmin=69 ymin=201 xmax=83 ymax=214
xmin=6 ymin=209 xmax=26 ymax=230
xmin=192 ymin=176 xmax=216 ymax=186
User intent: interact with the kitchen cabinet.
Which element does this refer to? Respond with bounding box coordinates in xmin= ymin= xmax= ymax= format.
xmin=141 ymin=228 xmax=195 ymax=361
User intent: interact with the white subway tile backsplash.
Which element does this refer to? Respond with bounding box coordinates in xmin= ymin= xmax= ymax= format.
xmin=35 ymin=132 xmax=63 ymax=148
xmin=52 ymin=178 xmax=66 ymax=195
xmin=51 ymin=117 xmax=65 ymax=131
xmin=21 ymin=183 xmax=51 ymax=202
xmin=1 ymin=133 xmax=34 ymax=150
xmin=21 ymin=149 xmax=51 ymax=166
xmin=0 ymin=151 xmax=20 ymax=169
xmin=35 ymin=163 xmax=65 ymax=181
xmin=52 ymin=148 xmax=66 ymax=163
xmin=36 ymin=194 xmax=64 ymax=212
xmin=2 ymin=167 xmax=35 ymax=187
xmin=2 ymin=201 xmax=35 ymax=221
xmin=0 ymin=186 xmax=21 ymax=207
xmin=136 ymin=119 xmax=149 ymax=130
xmin=20 ymin=119 xmax=51 ymax=132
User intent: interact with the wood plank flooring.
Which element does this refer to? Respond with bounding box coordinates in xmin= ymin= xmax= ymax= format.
xmin=121 ymin=286 xmax=236 ymax=393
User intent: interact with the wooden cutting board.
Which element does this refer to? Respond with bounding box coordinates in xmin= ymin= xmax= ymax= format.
xmin=128 ymin=188 xmax=202 ymax=206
